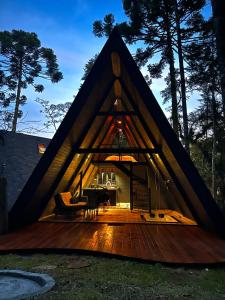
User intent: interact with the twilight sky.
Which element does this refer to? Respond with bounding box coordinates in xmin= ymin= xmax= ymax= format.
xmin=0 ymin=0 xmax=212 ymax=137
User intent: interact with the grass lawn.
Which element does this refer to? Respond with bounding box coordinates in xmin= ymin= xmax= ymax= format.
xmin=0 ymin=253 xmax=225 ymax=299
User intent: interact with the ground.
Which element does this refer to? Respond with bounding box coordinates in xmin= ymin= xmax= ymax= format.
xmin=0 ymin=253 xmax=225 ymax=299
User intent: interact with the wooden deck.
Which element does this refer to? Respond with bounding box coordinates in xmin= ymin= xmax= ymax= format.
xmin=40 ymin=208 xmax=197 ymax=225
xmin=0 ymin=222 xmax=225 ymax=264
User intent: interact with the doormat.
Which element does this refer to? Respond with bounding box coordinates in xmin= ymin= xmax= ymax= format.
xmin=143 ymin=213 xmax=177 ymax=223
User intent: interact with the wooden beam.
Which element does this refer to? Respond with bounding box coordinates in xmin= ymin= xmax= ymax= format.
xmin=114 ymin=79 xmax=122 ymax=97
xmin=97 ymin=118 xmax=115 ymax=149
xmin=91 ymin=160 xmax=146 ymax=166
xmin=79 ymin=172 xmax=83 ymax=197
xmin=97 ymin=111 xmax=136 ymax=116
xmin=77 ymin=148 xmax=159 ymax=154
xmin=71 ymin=158 xmax=93 ymax=194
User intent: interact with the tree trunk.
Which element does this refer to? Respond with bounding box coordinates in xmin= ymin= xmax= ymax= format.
xmin=211 ymin=88 xmax=216 ymax=198
xmin=211 ymin=0 xmax=225 ymax=125
xmin=174 ymin=0 xmax=189 ymax=153
xmin=164 ymin=14 xmax=179 ymax=136
xmin=12 ymin=57 xmax=23 ymax=132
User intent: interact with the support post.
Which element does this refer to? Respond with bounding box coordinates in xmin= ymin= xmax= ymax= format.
xmin=79 ymin=171 xmax=83 ymax=198
xmin=130 ymin=163 xmax=133 ymax=211
xmin=147 ymin=167 xmax=151 ymax=215
xmin=148 ymin=188 xmax=151 ymax=215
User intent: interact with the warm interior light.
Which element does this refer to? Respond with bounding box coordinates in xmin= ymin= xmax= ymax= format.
xmin=38 ymin=144 xmax=46 ymax=154
xmin=105 ymin=155 xmax=138 ymax=162
xmin=117 ymin=120 xmax=122 ymax=124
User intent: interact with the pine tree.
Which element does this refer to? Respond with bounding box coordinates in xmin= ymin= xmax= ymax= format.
xmin=93 ymin=0 xmax=206 ymax=149
xmin=81 ymin=54 xmax=98 ymax=82
xmin=211 ymin=0 xmax=225 ymax=124
xmin=93 ymin=1 xmax=180 ymax=136
xmin=173 ymin=0 xmax=206 ymax=152
xmin=0 ymin=30 xmax=63 ymax=132
xmin=186 ymin=18 xmax=225 ymax=207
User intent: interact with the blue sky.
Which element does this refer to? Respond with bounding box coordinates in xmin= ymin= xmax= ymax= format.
xmin=0 ymin=0 xmax=212 ymax=137
xmin=0 ymin=0 xmax=129 ymax=135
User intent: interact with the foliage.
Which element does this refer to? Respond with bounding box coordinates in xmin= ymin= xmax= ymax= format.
xmin=36 ymin=98 xmax=71 ymax=131
xmin=185 ymin=18 xmax=220 ymax=93
xmin=0 ymin=30 xmax=63 ymax=132
xmin=189 ymin=93 xmax=225 ymax=210
xmin=211 ymin=0 xmax=225 ymax=125
xmin=93 ymin=0 xmax=206 ymax=142
xmin=184 ymin=15 xmax=225 ymax=209
xmin=81 ymin=53 xmax=98 ymax=82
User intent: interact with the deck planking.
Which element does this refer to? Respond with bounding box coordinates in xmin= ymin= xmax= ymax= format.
xmin=41 ymin=208 xmax=197 ymax=225
xmin=0 ymin=222 xmax=225 ymax=264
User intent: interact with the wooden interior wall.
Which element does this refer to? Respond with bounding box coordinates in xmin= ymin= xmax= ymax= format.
xmin=116 ymin=168 xmax=130 ymax=204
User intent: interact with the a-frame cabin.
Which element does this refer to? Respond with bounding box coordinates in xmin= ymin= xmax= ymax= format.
xmin=8 ymin=29 xmax=225 ymax=242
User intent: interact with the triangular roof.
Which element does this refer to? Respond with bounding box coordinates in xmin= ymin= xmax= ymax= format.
xmin=9 ymin=29 xmax=225 ymax=237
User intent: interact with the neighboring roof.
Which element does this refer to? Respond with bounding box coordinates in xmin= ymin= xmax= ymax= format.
xmin=0 ymin=131 xmax=51 ymax=210
xmin=0 ymin=130 xmax=51 ymax=141
xmin=9 ymin=29 xmax=225 ymax=237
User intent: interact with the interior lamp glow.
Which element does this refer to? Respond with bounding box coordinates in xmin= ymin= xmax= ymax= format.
xmin=105 ymin=155 xmax=137 ymax=162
